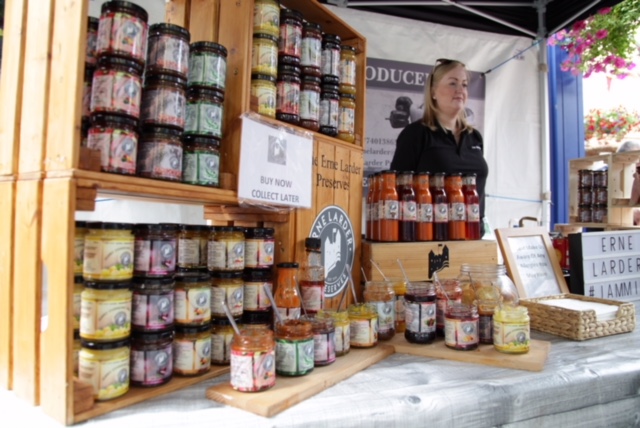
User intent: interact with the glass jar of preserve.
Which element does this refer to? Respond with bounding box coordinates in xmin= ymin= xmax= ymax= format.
xmin=276 ymin=64 xmax=301 ymax=125
xmin=79 ymin=338 xmax=130 ymax=401
xmin=430 ymin=172 xmax=449 ymax=241
xmin=90 ymin=56 xmax=143 ymax=120
xmin=146 ymin=23 xmax=190 ymax=78
xmin=230 ymin=325 xmax=276 ymax=392
xmin=173 ymin=323 xmax=211 ymax=376
xmin=414 ymin=172 xmax=433 ymax=241
xmin=321 ymin=34 xmax=341 ymax=82
xmin=445 ymin=173 xmax=466 ymax=240
xmin=348 ymin=303 xmax=378 ymax=348
xmin=87 ymin=114 xmax=138 ymax=176
xmin=207 ymin=226 xmax=245 ymax=272
xmin=250 ymin=74 xmax=277 ymax=118
xmin=301 ymin=315 xmax=336 ymax=366
xmin=210 ymin=271 xmax=244 ymax=319
xmin=435 ymin=278 xmax=462 ymax=336
xmin=137 ymin=126 xmax=183 ymax=181
xmin=80 ymin=281 xmax=132 ymax=342
xmin=131 ymin=277 xmax=175 ymax=332
xmin=253 ymin=0 xmax=280 ymax=37
xmin=319 ymin=84 xmax=339 ymax=137
xmin=337 ymin=93 xmax=356 ymax=143
xmin=393 ymin=280 xmax=408 ymax=333
xmin=578 ymin=187 xmax=593 ymax=205
xmin=176 ymin=224 xmax=209 ymax=271
xmin=73 ymin=276 xmax=85 ymax=331
xmin=211 ymin=318 xmax=234 ymax=365
xmin=83 ymin=222 xmax=134 ymax=282
xmin=378 ymin=170 xmax=399 ymax=242
xmin=594 ymin=170 xmax=608 ymax=188
xmin=185 ymin=87 xmax=224 ymax=139
xmin=86 ymin=17 xmax=99 ymax=66
xmin=397 ymin=171 xmax=416 ymax=242
xmin=244 ymin=227 xmax=275 ymax=268
xmin=243 ymin=268 xmax=273 ymax=325
xmin=404 ymin=281 xmax=436 ymax=344
xmin=444 ymin=302 xmax=479 ymax=351
xmin=82 ymin=66 xmax=95 ymax=121
xmin=188 ymin=41 xmax=228 ymax=92
xmin=578 ymin=169 xmax=594 ymax=188
xmin=317 ymin=310 xmax=350 ymax=356
xmin=363 ymin=281 xmax=396 ymax=340
xmin=133 ymin=223 xmax=177 ymax=278
xmin=278 ymin=8 xmax=303 ymax=65
xmin=301 ymin=22 xmax=322 ymax=77
xmin=594 ymin=187 xmax=608 ymax=205
xmin=300 ymin=75 xmax=321 ymax=132
xmin=339 ymin=45 xmax=357 ymax=95
xmin=75 ymin=221 xmax=89 ymax=275
xmin=462 ymin=173 xmax=481 ymax=240
xmin=578 ymin=204 xmax=593 ymax=223
xmin=251 ymin=33 xmax=278 ymax=78
xmin=96 ymin=0 xmax=149 ymax=66
xmin=493 ymin=305 xmax=530 ymax=354
xmin=141 ymin=73 xmax=187 ymax=130
xmin=174 ymin=273 xmax=211 ymax=326
xmin=182 ymin=135 xmax=220 ymax=187
xmin=458 ymin=263 xmax=519 ymax=305
xmin=130 ymin=330 xmax=173 ymax=387
xmin=275 ymin=319 xmax=314 ymax=376
xmin=593 ymin=204 xmax=607 ymax=223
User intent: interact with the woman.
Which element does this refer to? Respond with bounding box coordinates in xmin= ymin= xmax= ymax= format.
xmin=390 ymin=58 xmax=489 ymax=222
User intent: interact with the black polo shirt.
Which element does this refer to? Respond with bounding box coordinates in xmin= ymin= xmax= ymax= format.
xmin=390 ymin=120 xmax=489 ymax=221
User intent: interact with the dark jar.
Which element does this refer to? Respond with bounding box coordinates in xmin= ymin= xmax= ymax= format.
xmin=82 ymin=66 xmax=95 ymax=121
xmin=300 ymin=75 xmax=321 ymax=131
xmin=137 ymin=126 xmax=183 ymax=181
xmin=321 ymin=34 xmax=341 ymax=81
xmin=250 ymin=74 xmax=277 ymax=118
xmin=86 ymin=17 xmax=100 ymax=66
xmin=146 ymin=23 xmax=190 ymax=78
xmin=276 ymin=64 xmax=301 ymax=125
xmin=302 ymin=315 xmax=336 ymax=367
xmin=87 ymin=114 xmax=138 ymax=176
xmin=96 ymin=0 xmax=149 ymax=66
xmin=141 ymin=73 xmax=187 ymax=130
xmin=444 ymin=302 xmax=479 ymax=351
xmin=182 ymin=135 xmax=220 ymax=187
xmin=300 ymin=22 xmax=322 ymax=77
xmin=132 ymin=223 xmax=177 ymax=277
xmin=130 ymin=330 xmax=173 ymax=387
xmin=278 ymin=8 xmax=303 ymax=65
xmin=90 ymin=56 xmax=143 ymax=120
xmin=319 ymin=84 xmax=339 ymax=137
xmin=131 ymin=277 xmax=175 ymax=332
xmin=173 ymin=323 xmax=212 ymax=376
xmin=188 ymin=41 xmax=228 ymax=92
xmin=184 ymin=87 xmax=224 ymax=139
xmin=404 ymin=281 xmax=436 ymax=344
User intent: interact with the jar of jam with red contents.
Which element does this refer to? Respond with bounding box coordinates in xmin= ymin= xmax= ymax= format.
xmin=301 ymin=22 xmax=322 ymax=77
xmin=87 ymin=114 xmax=138 ymax=176
xmin=141 ymin=73 xmax=187 ymax=130
xmin=444 ymin=302 xmax=479 ymax=351
xmin=404 ymin=281 xmax=436 ymax=344
xmin=319 ymin=84 xmax=339 ymax=137
xmin=276 ymin=64 xmax=301 ymax=125
xmin=96 ymin=0 xmax=149 ymax=66
xmin=133 ymin=223 xmax=177 ymax=278
xmin=278 ymin=8 xmax=302 ymax=66
xmin=137 ymin=126 xmax=183 ymax=181
xmin=435 ymin=278 xmax=462 ymax=336
xmin=86 ymin=17 xmax=100 ymax=66
xmin=90 ymin=56 xmax=143 ymax=120
xmin=146 ymin=23 xmax=190 ymax=79
xmin=130 ymin=330 xmax=173 ymax=387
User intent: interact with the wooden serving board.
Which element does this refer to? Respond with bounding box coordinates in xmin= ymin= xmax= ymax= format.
xmin=206 ymin=345 xmax=394 ymax=417
xmin=390 ymin=335 xmax=550 ymax=372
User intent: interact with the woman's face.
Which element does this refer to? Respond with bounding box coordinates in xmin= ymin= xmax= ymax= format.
xmin=433 ymin=65 xmax=468 ymax=116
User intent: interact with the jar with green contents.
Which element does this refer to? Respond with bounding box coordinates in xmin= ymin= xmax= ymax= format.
xmin=83 ymin=222 xmax=134 ymax=282
xmin=182 ymin=135 xmax=220 ymax=187
xmin=493 ymin=305 xmax=530 ymax=354
xmin=188 ymin=41 xmax=227 ymax=92
xmin=174 ymin=273 xmax=211 ymax=326
xmin=79 ymin=338 xmax=130 ymax=401
xmin=74 ymin=221 xmax=89 ymax=275
xmin=348 ymin=303 xmax=378 ymax=348
xmin=275 ymin=319 xmax=314 ymax=376
xmin=176 ymin=224 xmax=209 ymax=271
xmin=173 ymin=323 xmax=212 ymax=376
xmin=73 ymin=275 xmax=85 ymax=331
xmin=211 ymin=318 xmax=234 ymax=365
xmin=80 ymin=281 xmax=132 ymax=342
xmin=317 ymin=310 xmax=350 ymax=356
xmin=210 ymin=271 xmax=244 ymax=320
xmin=250 ymin=74 xmax=277 ymax=118
xmin=184 ymin=87 xmax=224 ymax=139
xmin=207 ymin=226 xmax=245 ymax=271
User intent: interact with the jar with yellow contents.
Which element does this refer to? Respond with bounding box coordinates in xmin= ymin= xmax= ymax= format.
xmin=83 ymin=222 xmax=134 ymax=282
xmin=211 ymin=318 xmax=234 ymax=365
xmin=80 ymin=281 xmax=132 ymax=342
xmin=348 ymin=303 xmax=378 ymax=348
xmin=210 ymin=271 xmax=244 ymax=320
xmin=493 ymin=305 xmax=530 ymax=354
xmin=207 ymin=226 xmax=245 ymax=272
xmin=73 ymin=275 xmax=85 ymax=331
xmin=78 ymin=338 xmax=130 ymax=401
xmin=174 ymin=273 xmax=211 ymax=326
xmin=363 ymin=281 xmax=396 ymax=340
xmin=75 ymin=221 xmax=89 ymax=275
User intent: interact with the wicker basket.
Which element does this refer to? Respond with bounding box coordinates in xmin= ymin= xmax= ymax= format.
xmin=520 ymin=294 xmax=636 ymax=341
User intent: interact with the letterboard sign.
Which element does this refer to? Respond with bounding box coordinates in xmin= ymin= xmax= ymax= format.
xmin=569 ymin=230 xmax=640 ymax=302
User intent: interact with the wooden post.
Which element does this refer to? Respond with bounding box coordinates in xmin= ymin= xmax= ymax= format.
xmin=166 ymin=0 xmax=190 ymax=27
xmin=188 ymin=0 xmax=220 ymax=42
xmin=0 ymin=180 xmax=16 ymax=390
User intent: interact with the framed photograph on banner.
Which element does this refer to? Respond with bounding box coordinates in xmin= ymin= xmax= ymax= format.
xmin=496 ymin=227 xmax=569 ymax=298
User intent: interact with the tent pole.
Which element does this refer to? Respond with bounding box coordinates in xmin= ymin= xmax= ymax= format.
xmin=536 ymin=0 xmax=552 ymax=231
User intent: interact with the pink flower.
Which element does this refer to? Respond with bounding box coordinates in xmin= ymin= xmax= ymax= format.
xmin=572 ymin=20 xmax=587 ymax=31
xmin=598 ymin=7 xmax=612 ymax=15
xmin=627 ymin=62 xmax=637 ymax=70
xmin=560 ymin=61 xmax=571 ymax=72
xmin=596 ymin=29 xmax=608 ymax=40
xmin=615 ymin=56 xmax=627 ymax=68
xmin=594 ymin=63 xmax=605 ymax=72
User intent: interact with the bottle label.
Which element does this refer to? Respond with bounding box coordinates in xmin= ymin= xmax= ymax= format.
xmin=334 ymin=323 xmax=351 ymax=354
xmin=301 ymin=37 xmax=321 ymax=67
xmin=91 ymin=71 xmax=142 ymax=118
xmin=211 ymin=330 xmax=234 ymax=364
xmin=275 ymin=338 xmax=314 ymax=375
xmin=434 ymin=202 xmax=449 ymax=223
xmin=300 ymin=89 xmax=320 ymax=121
xmin=319 ymin=98 xmax=339 ymax=128
xmin=132 ymin=291 xmax=174 ymax=330
xmin=372 ymin=301 xmax=395 ymax=334
xmin=300 ymin=281 xmax=325 ymax=312
xmin=400 ymin=200 xmax=417 ymax=221
xmin=338 ymin=104 xmax=355 ymax=134
xmin=211 ymin=285 xmax=244 ymax=317
xmin=275 ymin=307 xmax=301 ymax=324
xmin=83 ymin=237 xmax=134 ymax=280
xmin=185 ymin=101 xmax=223 ymax=138
xmin=80 ymin=295 xmax=131 ymax=340
xmin=134 ymin=238 xmax=176 ymax=276
xmin=244 ymin=281 xmax=272 ymax=311
xmin=417 ymin=203 xmax=433 ymax=223
xmin=467 ymin=203 xmax=480 ymax=222
xmin=230 ymin=348 xmax=276 ymax=392
xmin=313 ymin=330 xmax=336 ymax=364
xmin=493 ymin=320 xmax=530 ymax=352
xmin=382 ymin=200 xmax=400 ymax=221
xmin=444 ymin=317 xmax=479 ymax=347
xmin=174 ymin=287 xmax=211 ymax=324
xmin=87 ymin=127 xmax=138 ymax=174
xmin=449 ymin=202 xmax=467 ymax=221
xmin=173 ymin=336 xmax=211 ymax=373
xmin=339 ymin=57 xmax=356 ymax=86
xmin=278 ymin=22 xmax=302 ymax=58
xmin=251 ymin=81 xmax=276 ymax=117
xmin=130 ymin=346 xmax=172 ymax=385
xmin=141 ymin=87 xmax=186 ymax=129
xmin=405 ymin=301 xmax=436 ymax=334
xmin=137 ymin=141 xmax=183 ymax=180
xmin=188 ymin=53 xmax=227 ymax=89
xmin=148 ymin=34 xmax=189 ymax=76
xmin=79 ymin=351 xmax=130 ymax=400
xmin=350 ymin=318 xmax=377 ymax=347
xmin=177 ymin=237 xmax=200 ymax=266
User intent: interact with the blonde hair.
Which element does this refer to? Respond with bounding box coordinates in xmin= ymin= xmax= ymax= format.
xmin=423 ymin=59 xmax=474 ymax=133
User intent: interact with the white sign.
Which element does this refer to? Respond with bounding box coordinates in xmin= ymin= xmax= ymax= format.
xmin=238 ymin=116 xmax=313 ymax=208
xmin=507 ymin=235 xmax=563 ymax=298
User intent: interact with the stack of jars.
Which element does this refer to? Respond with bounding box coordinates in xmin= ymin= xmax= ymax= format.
xmin=243 ymin=227 xmax=275 ymax=328
xmin=276 ymin=8 xmax=303 ymax=126
xmin=251 ymin=0 xmax=280 ymax=118
xmin=337 ymin=43 xmax=357 ymax=143
xmin=576 ymin=168 xmax=608 ymax=223
xmin=80 ymin=17 xmax=99 ymax=147
xmin=319 ymin=33 xmax=341 ymax=137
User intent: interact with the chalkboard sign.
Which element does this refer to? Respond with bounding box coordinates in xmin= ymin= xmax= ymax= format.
xmin=496 ymin=227 xmax=569 ymax=298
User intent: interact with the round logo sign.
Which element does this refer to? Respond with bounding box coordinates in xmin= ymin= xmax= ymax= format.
xmin=309 ymin=205 xmax=355 ymax=298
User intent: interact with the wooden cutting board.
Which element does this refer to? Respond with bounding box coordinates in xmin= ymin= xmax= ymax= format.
xmin=390 ymin=335 xmax=550 ymax=372
xmin=206 ymin=345 xmax=394 ymax=417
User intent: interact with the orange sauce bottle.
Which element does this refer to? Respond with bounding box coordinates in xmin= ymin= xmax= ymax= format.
xmin=445 ymin=173 xmax=466 ymax=240
xmin=274 ymin=262 xmax=301 ymax=324
xmin=462 ymin=173 xmax=481 ymax=240
xmin=378 ymin=170 xmax=399 ymax=242
xmin=414 ymin=172 xmax=433 ymax=241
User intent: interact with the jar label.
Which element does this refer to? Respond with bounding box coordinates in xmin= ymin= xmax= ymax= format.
xmin=147 ymin=35 xmax=189 ymax=76
xmin=132 ymin=291 xmax=174 ymax=330
xmin=174 ymin=287 xmax=211 ymax=324
xmin=313 ymin=330 xmax=336 ymax=364
xmin=276 ymin=80 xmax=300 ymax=116
xmin=183 ymin=150 xmax=220 ymax=186
xmin=395 ymin=294 xmax=406 ymax=326
xmin=493 ymin=320 xmax=530 ymax=352
xmin=79 ymin=351 xmax=130 ymax=400
xmin=275 ymin=338 xmax=314 ymax=375
xmin=434 ymin=202 xmax=449 ymax=223
xmin=449 ymin=202 xmax=467 ymax=221
xmin=243 ymin=281 xmax=272 ymax=311
xmin=319 ymin=98 xmax=339 ymax=128
xmin=321 ymin=48 xmax=340 ymax=77
xmin=188 ymin=53 xmax=227 ymax=90
xmin=466 ymin=203 xmax=480 ymax=222
xmin=87 ymin=127 xmax=138 ymax=174
xmin=207 ymin=239 xmax=244 ymax=270
xmin=207 ymin=240 xmax=226 ymax=269
xmin=83 ymin=237 xmax=134 ymax=280
xmin=211 ymin=285 xmax=244 ymax=317
xmin=382 ymin=200 xmax=400 ymax=221
xmin=86 ymin=27 xmax=98 ymax=65
xmin=478 ymin=313 xmax=493 ymax=343
xmin=251 ymin=39 xmax=278 ymax=76
xmin=96 ymin=12 xmax=148 ymax=62
xmin=141 ymin=87 xmax=186 ymax=129
xmin=177 ymin=237 xmax=200 ymax=266
xmin=74 ymin=237 xmax=85 ymax=274
xmin=211 ymin=329 xmax=234 ymax=364
xmin=250 ymin=81 xmax=276 ymax=118
xmin=417 ymin=203 xmax=434 ymax=223
xmin=173 ymin=336 xmax=211 ymax=374
xmin=253 ymin=2 xmax=280 ymax=37
xmin=91 ymin=71 xmax=142 ymax=118
xmin=300 ymin=281 xmax=324 ymax=312
xmin=301 ymin=37 xmax=322 ymax=68
xmin=338 ymin=104 xmax=355 ymax=134
xmin=137 ymin=140 xmax=183 ymax=180
xmin=244 ymin=238 xmax=275 ymax=268
xmin=80 ymin=295 xmax=132 ymax=340
xmin=339 ymin=58 xmax=357 ymax=86
xmin=400 ymin=200 xmax=417 ymax=222
xmin=131 ymin=346 xmax=172 ymax=385
xmin=185 ymin=102 xmax=223 ymax=138
xmin=405 ymin=301 xmax=436 ymax=334
xmin=279 ymin=23 xmax=302 ymax=58
xmin=444 ymin=317 xmax=479 ymax=347
xmin=300 ymin=89 xmax=320 ymax=121
xmin=334 ymin=323 xmax=350 ymax=354
xmin=134 ymin=238 xmax=177 ymax=276
xmin=371 ymin=301 xmax=395 ymax=335
xmin=230 ymin=348 xmax=276 ymax=392
xmin=349 ymin=318 xmax=377 ymax=347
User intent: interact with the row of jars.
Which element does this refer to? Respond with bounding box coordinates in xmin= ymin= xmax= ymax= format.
xmin=576 ymin=169 xmax=609 ymax=224
xmin=366 ymin=170 xmax=482 ymax=242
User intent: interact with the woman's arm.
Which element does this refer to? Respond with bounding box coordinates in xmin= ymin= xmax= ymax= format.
xmin=390 ymin=122 xmax=425 ymax=171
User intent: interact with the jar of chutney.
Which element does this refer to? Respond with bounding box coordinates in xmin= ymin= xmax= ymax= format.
xmin=182 ymin=135 xmax=220 ymax=187
xmin=130 ymin=330 xmax=173 ymax=387
xmin=317 ymin=310 xmax=350 ymax=356
xmin=131 ymin=277 xmax=175 ymax=332
xmin=244 ymin=227 xmax=275 ymax=269
xmin=176 ymin=224 xmax=209 ymax=271
xmin=242 ymin=268 xmax=273 ymax=325
xmin=146 ymin=23 xmax=190 ymax=78
xmin=278 ymin=8 xmax=302 ymax=65
xmin=211 ymin=318 xmax=234 ymax=365
xmin=87 ymin=114 xmax=138 ymax=176
xmin=363 ymin=281 xmax=396 ymax=340
xmin=141 ymin=73 xmax=187 ymax=130
xmin=173 ymin=323 xmax=211 ymax=376
xmin=210 ymin=271 xmax=244 ymax=320
xmin=300 ymin=75 xmax=321 ymax=132
xmin=339 ymin=45 xmax=357 ymax=95
xmin=207 ymin=226 xmax=245 ymax=272
xmin=96 ymin=0 xmax=149 ymax=66
xmin=188 ymin=41 xmax=227 ymax=92
xmin=185 ymin=87 xmax=224 ymax=139
xmin=90 ymin=56 xmax=143 ymax=120
xmin=348 ymin=303 xmax=378 ymax=348
xmin=404 ymin=281 xmax=436 ymax=344
xmin=275 ymin=319 xmax=314 ymax=376
xmin=133 ymin=223 xmax=177 ymax=278
xmin=444 ymin=302 xmax=479 ymax=351
xmin=337 ymin=93 xmax=356 ymax=143
xmin=302 ymin=315 xmax=336 ymax=367
xmin=174 ymin=273 xmax=211 ymax=326
xmin=276 ymin=64 xmax=301 ymax=125
xmin=137 ymin=126 xmax=183 ymax=181
xmin=301 ymin=22 xmax=322 ymax=77
xmin=250 ymin=74 xmax=277 ymax=118
xmin=321 ymin=34 xmax=341 ymax=83
xmin=230 ymin=325 xmax=276 ymax=392
xmin=319 ymin=84 xmax=339 ymax=137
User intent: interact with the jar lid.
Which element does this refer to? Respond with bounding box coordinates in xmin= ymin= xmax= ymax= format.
xmin=86 ymin=221 xmax=134 ymax=230
xmin=81 ymin=338 xmax=130 ymax=350
xmin=75 ymin=220 xmax=88 ymax=228
xmin=211 ymin=271 xmax=243 ymax=279
xmin=131 ymin=329 xmax=174 ymax=342
xmin=187 ymin=86 xmax=225 ymax=101
xmin=380 ymin=170 xmax=397 ymax=175
xmin=304 ymin=237 xmax=321 ymax=250
xmin=280 ymin=8 xmax=303 ymax=21
xmin=251 ymin=74 xmax=277 ymax=83
xmin=144 ymin=72 xmax=187 ymax=88
xmin=415 ymin=171 xmax=431 ymax=176
xmin=132 ymin=223 xmax=179 ymax=234
xmin=175 ymin=323 xmax=212 ymax=335
xmin=340 ymin=93 xmax=356 ymax=100
xmin=84 ymin=65 xmax=95 ymax=80
xmin=463 ymin=172 xmax=477 ymax=177
xmin=84 ymin=280 xmax=132 ymax=290
xmin=87 ymin=16 xmax=99 ymax=30
xmin=149 ymin=23 xmax=191 ymax=41
xmin=446 ymin=172 xmax=463 ymax=177
xmin=183 ymin=135 xmax=221 ymax=148
xmin=190 ymin=41 xmax=228 ymax=58
xmin=303 ymin=22 xmax=322 ymax=32
xmin=74 ymin=330 xmax=81 ymax=340
xmin=131 ymin=277 xmax=175 ymax=289
xmin=215 ymin=226 xmax=245 ymax=233
xmin=74 ymin=274 xmax=84 ymax=283
xmin=322 ymin=33 xmax=342 ymax=45
xmin=243 ymin=268 xmax=273 ymax=281
xmin=253 ymin=32 xmax=279 ymax=43
xmin=97 ymin=55 xmax=145 ymax=75
xmin=322 ymin=75 xmax=340 ymax=85
xmin=302 ymin=75 xmax=321 ymax=84
xmin=211 ymin=317 xmax=232 ymax=327
xmin=278 ymin=64 xmax=301 ymax=76
xmin=321 ymin=84 xmax=340 ymax=94
xmin=141 ymin=125 xmax=183 ymax=138
xmin=101 ymin=1 xmax=149 ymax=22
xmin=277 ymin=262 xmax=299 ymax=268
xmin=179 ymin=224 xmax=209 ymax=232
xmin=175 ymin=273 xmax=210 ymax=283
xmin=90 ymin=113 xmax=139 ymax=129
xmin=244 ymin=227 xmax=274 ymax=238
xmin=341 ymin=44 xmax=356 ymax=52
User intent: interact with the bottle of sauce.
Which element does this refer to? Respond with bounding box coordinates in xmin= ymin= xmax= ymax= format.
xmin=414 ymin=172 xmax=433 ymax=241
xmin=445 ymin=173 xmax=466 ymax=240
xmin=430 ymin=172 xmax=448 ymax=241
xmin=462 ymin=173 xmax=481 ymax=240
xmin=378 ymin=170 xmax=399 ymax=242
xmin=274 ymin=262 xmax=301 ymax=324
xmin=299 ymin=237 xmax=325 ymax=314
xmin=397 ymin=171 xmax=416 ymax=242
